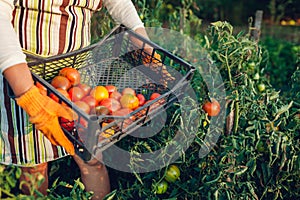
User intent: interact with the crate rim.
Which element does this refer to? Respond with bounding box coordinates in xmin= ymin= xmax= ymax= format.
xmin=26 ymin=25 xmax=195 ymax=73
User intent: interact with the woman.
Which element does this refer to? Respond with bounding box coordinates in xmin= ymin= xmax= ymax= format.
xmin=0 ymin=0 xmax=151 ymax=199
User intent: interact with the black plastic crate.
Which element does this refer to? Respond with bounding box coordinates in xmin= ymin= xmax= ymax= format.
xmin=23 ymin=25 xmax=195 ymax=161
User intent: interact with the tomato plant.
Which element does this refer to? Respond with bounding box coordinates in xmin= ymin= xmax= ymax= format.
xmin=102 ymin=21 xmax=299 ymax=200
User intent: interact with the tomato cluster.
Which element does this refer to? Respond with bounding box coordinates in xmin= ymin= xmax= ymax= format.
xmin=153 ymin=164 xmax=181 ymax=195
xmin=36 ymin=67 xmax=164 ymax=137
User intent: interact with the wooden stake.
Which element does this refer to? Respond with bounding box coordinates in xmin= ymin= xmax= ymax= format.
xmin=252 ymin=10 xmax=263 ymax=41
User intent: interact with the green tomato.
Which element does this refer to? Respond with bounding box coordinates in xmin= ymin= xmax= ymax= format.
xmin=292 ymin=46 xmax=300 ymax=52
xmin=139 ymin=14 xmax=144 ymax=20
xmin=154 ymin=180 xmax=168 ymax=194
xmin=164 ymin=164 xmax=180 ymax=183
xmin=247 ymin=62 xmax=256 ymax=70
xmin=141 ymin=88 xmax=148 ymax=95
xmin=257 ymin=140 xmax=267 ymax=153
xmin=257 ymin=83 xmax=266 ymax=92
xmin=253 ymin=73 xmax=260 ymax=80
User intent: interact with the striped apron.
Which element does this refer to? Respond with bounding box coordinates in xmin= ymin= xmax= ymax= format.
xmin=0 ymin=0 xmax=102 ymax=166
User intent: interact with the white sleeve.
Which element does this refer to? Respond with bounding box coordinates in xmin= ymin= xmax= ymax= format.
xmin=0 ymin=0 xmax=27 ymax=74
xmin=103 ymin=0 xmax=144 ymax=31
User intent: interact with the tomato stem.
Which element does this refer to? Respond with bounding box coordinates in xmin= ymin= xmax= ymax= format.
xmin=233 ymin=91 xmax=240 ymax=134
xmin=225 ymin=49 xmax=234 ymax=88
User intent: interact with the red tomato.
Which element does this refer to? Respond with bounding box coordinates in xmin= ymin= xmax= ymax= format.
xmin=78 ymin=83 xmax=92 ymax=96
xmin=120 ymin=94 xmax=139 ymax=110
xmin=105 ymin=85 xmax=117 ymax=94
xmin=110 ymin=91 xmax=122 ymax=101
xmin=51 ymin=75 xmax=71 ymax=90
xmin=112 ymin=107 xmax=133 ymax=116
xmin=77 ymin=117 xmax=88 ymax=129
xmin=112 ymin=108 xmax=134 ymax=129
xmin=90 ymin=86 xmax=109 ymax=103
xmin=91 ymin=105 xmax=110 ymax=116
xmin=136 ymin=94 xmax=146 ymax=106
xmin=142 ymin=100 xmax=161 ymax=112
xmin=50 ymin=88 xmax=71 ymax=104
xmin=202 ymin=100 xmax=221 ymax=117
xmin=144 ymin=100 xmax=152 ymax=104
xmin=112 ymin=107 xmax=132 ymax=119
xmin=150 ymin=101 xmax=161 ymax=112
xmin=100 ymin=98 xmax=122 ymax=113
xmin=100 ymin=122 xmax=115 ymax=138
xmin=150 ymin=92 xmax=161 ymax=100
xmin=68 ymin=86 xmax=85 ymax=102
xmin=59 ymin=67 xmax=81 ymax=86
xmin=122 ymin=87 xmax=136 ymax=96
xmin=74 ymin=101 xmax=90 ymax=114
xmin=82 ymin=95 xmax=97 ymax=109
xmin=59 ymin=117 xmax=75 ymax=132
xmin=36 ymin=82 xmax=47 ymax=96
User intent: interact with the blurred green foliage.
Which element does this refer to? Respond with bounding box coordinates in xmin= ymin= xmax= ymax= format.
xmin=260 ymin=37 xmax=299 ymax=93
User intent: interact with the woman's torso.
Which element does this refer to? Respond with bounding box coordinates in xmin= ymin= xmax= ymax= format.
xmin=12 ymin=0 xmax=103 ymax=56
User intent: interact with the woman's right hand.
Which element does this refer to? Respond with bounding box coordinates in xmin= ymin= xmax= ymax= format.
xmin=16 ymin=86 xmax=78 ymax=155
xmin=4 ymin=63 xmax=78 ymax=155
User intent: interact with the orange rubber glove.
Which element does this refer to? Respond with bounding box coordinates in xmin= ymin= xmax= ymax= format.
xmin=16 ymin=86 xmax=78 ymax=155
xmin=142 ymin=52 xmax=175 ymax=86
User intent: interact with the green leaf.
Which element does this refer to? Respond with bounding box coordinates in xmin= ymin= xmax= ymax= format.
xmin=6 ymin=175 xmax=17 ymax=187
xmin=245 ymin=125 xmax=256 ymax=131
xmin=274 ymin=101 xmax=293 ymax=120
xmin=103 ymin=190 xmax=117 ymax=200
xmin=74 ymin=178 xmax=85 ymax=190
